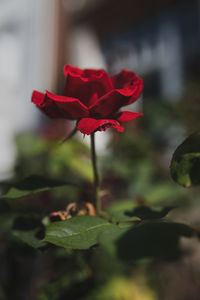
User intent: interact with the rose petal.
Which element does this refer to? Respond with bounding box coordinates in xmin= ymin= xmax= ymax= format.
xmin=116 ymin=111 xmax=143 ymax=122
xmin=111 ymin=69 xmax=141 ymax=89
xmin=64 ymin=65 xmax=113 ymax=106
xmin=77 ymin=118 xmax=124 ymax=135
xmin=89 ymin=72 xmax=143 ymax=117
xmin=46 ymin=90 xmax=89 ymax=119
xmin=32 ymin=90 xmax=65 ymax=119
xmin=111 ymin=69 xmax=143 ymax=104
xmin=89 ymin=90 xmax=121 ymax=116
xmin=31 ymin=90 xmax=45 ymax=106
xmin=89 ymin=90 xmax=138 ymax=117
xmin=32 ymin=90 xmax=89 ymax=119
xmin=64 ymin=65 xmax=110 ymax=82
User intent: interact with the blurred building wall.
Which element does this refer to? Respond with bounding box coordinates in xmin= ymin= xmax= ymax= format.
xmin=72 ymin=0 xmax=199 ymax=100
xmin=0 ymin=0 xmax=66 ymax=179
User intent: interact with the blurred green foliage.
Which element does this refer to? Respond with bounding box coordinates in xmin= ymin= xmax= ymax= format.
xmin=170 ymin=131 xmax=200 ymax=187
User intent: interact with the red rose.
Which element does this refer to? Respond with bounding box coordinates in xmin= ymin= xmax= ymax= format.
xmin=32 ymin=65 xmax=143 ymax=135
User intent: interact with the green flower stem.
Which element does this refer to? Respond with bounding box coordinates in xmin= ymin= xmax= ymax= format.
xmin=90 ymin=133 xmax=101 ymax=215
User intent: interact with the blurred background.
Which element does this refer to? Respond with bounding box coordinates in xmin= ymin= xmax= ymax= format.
xmin=0 ymin=0 xmax=200 ymax=299
xmin=1 ymin=0 xmax=199 ymax=178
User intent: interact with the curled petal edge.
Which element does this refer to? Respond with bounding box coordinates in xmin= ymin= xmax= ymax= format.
xmin=32 ymin=90 xmax=89 ymax=119
xmin=116 ymin=78 xmax=143 ymax=99
xmin=46 ymin=90 xmax=87 ymax=107
xmin=31 ymin=90 xmax=46 ymax=106
xmin=64 ymin=65 xmax=111 ymax=82
xmin=45 ymin=90 xmax=89 ymax=119
xmin=77 ymin=118 xmax=124 ymax=135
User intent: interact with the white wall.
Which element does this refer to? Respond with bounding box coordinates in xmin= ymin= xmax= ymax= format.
xmin=0 ymin=0 xmax=59 ymax=179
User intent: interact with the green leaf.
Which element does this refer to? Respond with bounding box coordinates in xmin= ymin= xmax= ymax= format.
xmin=170 ymin=131 xmax=200 ymax=187
xmin=43 ymin=216 xmax=116 ymax=250
xmin=99 ymin=221 xmax=195 ymax=260
xmin=107 ymin=200 xmax=172 ymax=222
xmin=107 ymin=200 xmax=140 ymax=223
xmin=124 ymin=206 xmax=173 ymax=220
xmin=2 ymin=175 xmax=71 ymax=199
xmin=98 ymin=227 xmax=128 ymax=256
xmin=12 ymin=230 xmax=46 ymax=249
xmin=11 ymin=216 xmax=46 ymax=249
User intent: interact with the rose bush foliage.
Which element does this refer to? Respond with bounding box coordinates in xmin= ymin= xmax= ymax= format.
xmin=32 ymin=65 xmax=143 ymax=135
